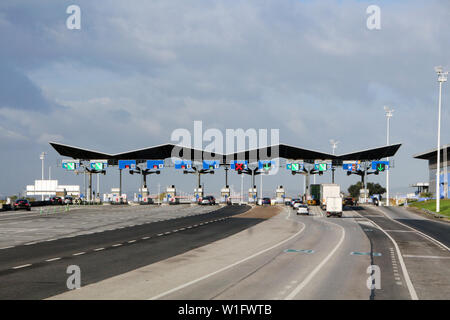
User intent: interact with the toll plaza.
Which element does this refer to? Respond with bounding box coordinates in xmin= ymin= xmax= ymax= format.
xmin=50 ymin=141 xmax=401 ymax=205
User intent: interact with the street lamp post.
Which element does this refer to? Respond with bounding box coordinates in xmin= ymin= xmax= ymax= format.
xmin=435 ymin=66 xmax=448 ymax=213
xmin=330 ymin=140 xmax=339 ymax=184
xmin=39 ymin=152 xmax=47 ymax=200
xmin=384 ymin=106 xmax=394 ymax=206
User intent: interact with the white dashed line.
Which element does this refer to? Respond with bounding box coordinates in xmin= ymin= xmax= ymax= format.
xmin=24 ymin=242 xmax=37 ymax=246
xmin=45 ymin=257 xmax=61 ymax=262
xmin=94 ymin=247 xmax=105 ymax=251
xmin=157 ymin=233 xmax=164 ymax=236
xmin=128 ymin=240 xmax=136 ymax=243
xmin=13 ymin=264 xmax=32 ymax=269
xmin=142 ymin=236 xmax=150 ymax=240
xmin=112 ymin=244 xmax=123 ymax=247
xmin=0 ymin=246 xmax=14 ymax=250
xmin=73 ymin=252 xmax=85 ymax=256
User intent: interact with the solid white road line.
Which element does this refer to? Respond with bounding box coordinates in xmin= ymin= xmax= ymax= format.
xmin=403 ymin=255 xmax=450 ymax=259
xmin=148 ymin=210 xmax=306 ymax=300
xmin=284 ymin=222 xmax=345 ymax=300
xmin=355 ymin=210 xmax=418 ymax=300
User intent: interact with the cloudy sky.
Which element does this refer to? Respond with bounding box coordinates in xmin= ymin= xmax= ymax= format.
xmin=0 ymin=0 xmax=449 ymax=199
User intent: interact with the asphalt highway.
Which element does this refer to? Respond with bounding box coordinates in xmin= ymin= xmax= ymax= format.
xmin=0 ymin=204 xmax=257 ymax=299
xmin=1 ymin=204 xmax=448 ymax=300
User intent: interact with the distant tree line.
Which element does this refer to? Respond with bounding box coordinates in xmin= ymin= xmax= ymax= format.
xmin=348 ymin=182 xmax=386 ymax=198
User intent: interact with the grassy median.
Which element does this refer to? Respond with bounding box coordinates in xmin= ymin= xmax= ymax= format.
xmin=409 ymin=199 xmax=450 ymax=218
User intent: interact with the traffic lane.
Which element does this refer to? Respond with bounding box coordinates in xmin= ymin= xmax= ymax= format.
xmin=285 ymin=207 xmax=412 ymax=300
xmin=378 ymin=206 xmax=450 ymax=248
xmin=0 ymin=207 xmax=261 ymax=299
xmin=357 ymin=206 xmax=450 ymax=299
xmin=158 ymin=206 xmax=370 ymax=300
xmin=0 ymin=205 xmax=250 ymax=272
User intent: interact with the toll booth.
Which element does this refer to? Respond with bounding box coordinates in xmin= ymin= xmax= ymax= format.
xmin=220 ymin=187 xmax=231 ymax=203
xmin=359 ymin=188 xmax=369 ymax=204
xmin=194 ymin=187 xmax=204 ymax=203
xmin=248 ymin=187 xmax=257 ymax=203
xmin=166 ymin=185 xmax=179 ymax=205
xmin=137 ymin=188 xmax=153 ymax=204
xmin=275 ymin=185 xmax=285 ymax=204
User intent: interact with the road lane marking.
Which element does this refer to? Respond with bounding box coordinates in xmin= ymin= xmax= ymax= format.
xmin=128 ymin=240 xmax=136 ymax=243
xmin=402 ymin=255 xmax=450 ymax=259
xmin=142 ymin=237 xmax=150 ymax=240
xmin=372 ymin=206 xmax=449 ymax=251
xmin=148 ymin=210 xmax=306 ymax=300
xmin=112 ymin=244 xmax=123 ymax=247
xmin=94 ymin=247 xmax=105 ymax=251
xmin=45 ymin=257 xmax=61 ymax=262
xmin=285 ymin=222 xmax=345 ymax=300
xmin=356 ymin=210 xmax=418 ymax=300
xmin=13 ymin=264 xmax=32 ymax=269
xmin=0 ymin=246 xmax=14 ymax=250
xmin=24 ymin=242 xmax=37 ymax=246
xmin=73 ymin=252 xmax=85 ymax=256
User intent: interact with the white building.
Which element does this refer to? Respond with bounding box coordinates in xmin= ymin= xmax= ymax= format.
xmin=26 ymin=180 xmax=80 ymax=198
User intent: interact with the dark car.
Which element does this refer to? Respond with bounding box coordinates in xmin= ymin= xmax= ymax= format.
xmin=13 ymin=199 xmax=31 ymax=211
xmin=200 ymin=196 xmax=216 ymax=205
xmin=50 ymin=196 xmax=63 ymax=205
xmin=262 ymin=197 xmax=271 ymax=205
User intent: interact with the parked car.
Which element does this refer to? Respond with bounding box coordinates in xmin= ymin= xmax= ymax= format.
xmin=297 ymin=204 xmax=309 ymax=215
xmin=200 ymin=196 xmax=216 ymax=205
xmin=64 ymin=196 xmax=73 ymax=204
xmin=13 ymin=199 xmax=31 ymax=211
xmin=262 ymin=197 xmax=271 ymax=205
xmin=50 ymin=196 xmax=63 ymax=205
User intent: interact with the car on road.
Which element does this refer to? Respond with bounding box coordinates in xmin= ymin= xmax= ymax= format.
xmin=262 ymin=197 xmax=271 ymax=205
xmin=50 ymin=196 xmax=63 ymax=205
xmin=292 ymin=200 xmax=303 ymax=209
xmin=296 ymin=204 xmax=309 ymax=215
xmin=200 ymin=196 xmax=216 ymax=205
xmin=13 ymin=199 xmax=31 ymax=211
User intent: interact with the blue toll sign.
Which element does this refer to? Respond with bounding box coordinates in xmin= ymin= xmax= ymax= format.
xmin=175 ymin=160 xmax=192 ymax=169
xmin=230 ymin=161 xmax=248 ymax=171
xmin=258 ymin=160 xmax=275 ymax=171
xmin=119 ymin=160 xmax=136 ymax=169
xmin=147 ymin=160 xmax=164 ymax=170
xmin=203 ymin=160 xmax=220 ymax=170
xmin=371 ymin=161 xmax=389 ymax=171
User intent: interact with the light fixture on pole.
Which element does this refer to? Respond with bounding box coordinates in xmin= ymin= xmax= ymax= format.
xmin=435 ymin=66 xmax=448 ymax=213
xmin=384 ymin=106 xmax=394 ymax=206
xmin=330 ymin=139 xmax=339 ymax=183
xmin=39 ymin=152 xmax=47 ymax=200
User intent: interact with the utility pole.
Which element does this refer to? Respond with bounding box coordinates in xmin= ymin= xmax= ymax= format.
xmin=384 ymin=106 xmax=394 ymax=206
xmin=435 ymin=66 xmax=448 ymax=213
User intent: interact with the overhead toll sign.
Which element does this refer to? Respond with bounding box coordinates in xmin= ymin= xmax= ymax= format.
xmin=342 ymin=160 xmax=361 ymax=172
xmin=286 ymin=161 xmax=304 ymax=172
xmin=147 ymin=160 xmax=164 ymax=170
xmin=231 ymin=160 xmax=248 ymax=171
xmin=175 ymin=160 xmax=192 ymax=169
xmin=372 ymin=161 xmax=389 ymax=172
xmin=62 ymin=159 xmax=79 ymax=171
xmin=258 ymin=160 xmax=275 ymax=171
xmin=90 ymin=159 xmax=108 ymax=171
xmin=314 ymin=160 xmax=332 ymax=172
xmin=202 ymin=160 xmax=220 ymax=170
xmin=119 ymin=160 xmax=136 ymax=169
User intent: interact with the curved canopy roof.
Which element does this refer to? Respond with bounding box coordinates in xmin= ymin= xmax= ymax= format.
xmin=50 ymin=141 xmax=401 ymax=164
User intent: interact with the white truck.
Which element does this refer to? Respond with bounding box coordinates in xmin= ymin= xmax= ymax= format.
xmin=325 ymin=197 xmax=343 ymax=217
xmin=320 ymin=184 xmax=343 ymax=217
